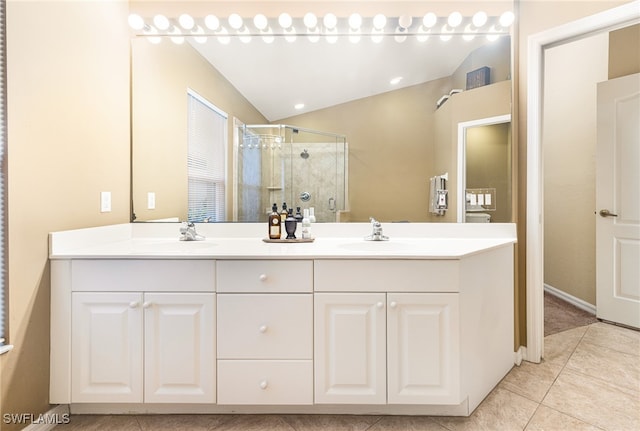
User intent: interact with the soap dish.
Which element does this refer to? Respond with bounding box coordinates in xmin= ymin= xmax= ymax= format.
xmin=263 ymin=238 xmax=315 ymax=243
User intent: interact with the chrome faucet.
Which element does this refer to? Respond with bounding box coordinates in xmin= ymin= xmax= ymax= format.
xmin=179 ymin=222 xmax=205 ymax=241
xmin=365 ymin=217 xmax=389 ymax=241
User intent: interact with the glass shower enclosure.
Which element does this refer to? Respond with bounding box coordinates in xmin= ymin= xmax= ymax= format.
xmin=233 ymin=124 xmax=347 ymax=222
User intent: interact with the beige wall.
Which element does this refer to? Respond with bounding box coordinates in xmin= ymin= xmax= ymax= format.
xmin=543 ymin=33 xmax=608 ymax=305
xmin=132 ymin=40 xmax=267 ymax=222
xmin=2 ymin=1 xmax=131 ymax=429
xmin=280 ymin=79 xmax=445 ymax=223
xmin=609 ymin=24 xmax=640 ymax=79
xmin=433 ymin=80 xmax=512 ymax=222
xmin=516 ymin=0 xmax=630 ymax=345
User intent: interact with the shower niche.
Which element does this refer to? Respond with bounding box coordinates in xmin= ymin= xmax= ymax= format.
xmin=233 ymin=124 xmax=348 ymax=222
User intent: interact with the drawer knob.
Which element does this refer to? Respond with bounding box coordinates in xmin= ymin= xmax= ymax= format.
xmin=389 ymin=301 xmax=398 ymax=309
xmin=142 ymin=301 xmax=152 ymax=309
xmin=376 ymin=302 xmax=384 ymax=309
xmin=259 ymin=325 xmax=268 ymax=333
xmin=259 ymin=380 xmax=268 ymax=390
xmin=129 ymin=301 xmax=139 ymax=308
xmin=259 ymin=274 xmax=268 ymax=281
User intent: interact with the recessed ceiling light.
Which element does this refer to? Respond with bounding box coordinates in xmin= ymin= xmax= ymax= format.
xmin=294 ymin=103 xmax=305 ymax=110
xmin=390 ymin=77 xmax=403 ymax=85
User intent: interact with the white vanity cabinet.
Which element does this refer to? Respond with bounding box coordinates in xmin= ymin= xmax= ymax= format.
xmin=71 ymin=291 xmax=216 ymax=404
xmin=51 ymin=259 xmax=216 ymax=405
xmin=314 ymin=292 xmax=459 ymax=405
xmin=49 ymin=223 xmax=516 ymax=415
xmin=216 ymin=260 xmax=314 ymax=405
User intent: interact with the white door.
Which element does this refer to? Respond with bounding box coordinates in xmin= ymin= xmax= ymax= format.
xmin=144 ymin=293 xmax=216 ymax=403
xmin=387 ymin=293 xmax=460 ymax=404
xmin=596 ymin=73 xmax=640 ymax=329
xmin=314 ymin=293 xmax=386 ymax=404
xmin=71 ymin=292 xmax=143 ymax=403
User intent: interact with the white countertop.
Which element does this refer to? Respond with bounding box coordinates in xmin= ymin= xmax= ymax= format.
xmin=49 ymin=223 xmax=517 ymax=260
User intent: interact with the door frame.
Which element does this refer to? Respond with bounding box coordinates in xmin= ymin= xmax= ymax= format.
xmin=456 ymin=114 xmax=511 ymax=223
xmin=526 ymin=0 xmax=640 ymax=363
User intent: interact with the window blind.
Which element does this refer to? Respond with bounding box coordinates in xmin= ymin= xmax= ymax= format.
xmin=187 ymin=90 xmax=227 ymax=222
xmin=0 ymin=0 xmax=7 ymax=346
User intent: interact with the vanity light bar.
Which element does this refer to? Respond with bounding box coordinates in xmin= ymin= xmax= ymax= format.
xmin=128 ymin=11 xmax=514 ymax=44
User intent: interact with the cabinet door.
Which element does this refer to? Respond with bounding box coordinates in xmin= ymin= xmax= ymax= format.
xmin=314 ymin=293 xmax=386 ymax=404
xmin=71 ymin=292 xmax=143 ymax=403
xmin=144 ymin=293 xmax=216 ymax=403
xmin=387 ymin=293 xmax=460 ymax=404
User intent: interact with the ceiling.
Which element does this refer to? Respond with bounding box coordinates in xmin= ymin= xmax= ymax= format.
xmin=189 ymin=34 xmax=493 ymax=121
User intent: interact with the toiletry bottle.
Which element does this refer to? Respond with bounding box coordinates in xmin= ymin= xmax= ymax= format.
xmin=302 ymin=209 xmax=312 ymax=239
xmin=285 ymin=208 xmax=297 ymax=239
xmin=309 ymin=207 xmax=316 ymax=223
xmin=268 ymin=203 xmax=281 ymax=239
xmin=280 ymin=203 xmax=288 ymax=238
xmin=295 ymin=207 xmax=303 ymax=223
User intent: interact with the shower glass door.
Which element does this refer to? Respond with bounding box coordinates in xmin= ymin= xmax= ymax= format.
xmin=235 ymin=124 xmax=347 ymax=222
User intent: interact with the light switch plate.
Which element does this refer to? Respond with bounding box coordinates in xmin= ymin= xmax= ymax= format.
xmin=100 ymin=191 xmax=111 ymax=213
xmin=147 ymin=192 xmax=156 ymax=210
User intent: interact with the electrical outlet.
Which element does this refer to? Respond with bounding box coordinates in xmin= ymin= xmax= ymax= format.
xmin=147 ymin=192 xmax=156 ymax=210
xmin=100 ymin=191 xmax=111 ymax=213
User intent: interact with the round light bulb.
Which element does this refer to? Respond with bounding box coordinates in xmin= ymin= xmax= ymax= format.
xmin=398 ymin=15 xmax=413 ymax=29
xmin=323 ymin=13 xmax=338 ymax=29
xmin=178 ymin=14 xmax=195 ymax=30
xmin=204 ymin=15 xmax=220 ymax=31
xmin=278 ymin=13 xmax=292 ymax=29
xmin=500 ymin=11 xmax=515 ymax=27
xmin=448 ymin=12 xmax=462 ymax=28
xmin=254 ymin=14 xmax=268 ymax=30
xmin=373 ymin=14 xmax=387 ymax=30
xmin=303 ymin=12 xmax=318 ymax=29
xmin=128 ymin=14 xmax=145 ymax=30
xmin=422 ymin=13 xmax=437 ymax=28
xmin=348 ymin=13 xmax=362 ymax=30
xmin=228 ymin=13 xmax=244 ymax=30
xmin=153 ymin=14 xmax=170 ymax=31
xmin=472 ymin=11 xmax=487 ymax=28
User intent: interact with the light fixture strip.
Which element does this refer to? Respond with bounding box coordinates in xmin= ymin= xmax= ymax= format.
xmin=128 ymin=12 xmax=513 ymax=41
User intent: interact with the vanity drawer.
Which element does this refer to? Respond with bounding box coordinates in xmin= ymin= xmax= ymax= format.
xmin=217 ymin=294 xmax=312 ymax=359
xmin=217 ymin=360 xmax=313 ymax=405
xmin=216 ymin=260 xmax=312 ymax=293
xmin=314 ymin=259 xmax=459 ymax=293
xmin=71 ymin=259 xmax=216 ymax=292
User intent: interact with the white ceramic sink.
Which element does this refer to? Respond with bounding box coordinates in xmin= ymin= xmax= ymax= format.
xmin=337 ymin=240 xmax=421 ymax=252
xmin=130 ymin=239 xmax=217 ymax=253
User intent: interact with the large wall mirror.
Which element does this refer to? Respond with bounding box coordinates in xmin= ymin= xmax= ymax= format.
xmin=130 ymin=1 xmax=514 ymax=223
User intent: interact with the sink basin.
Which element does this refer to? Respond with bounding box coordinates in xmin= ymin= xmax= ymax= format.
xmin=337 ymin=240 xmax=419 ymax=252
xmin=130 ymin=239 xmax=217 ymax=253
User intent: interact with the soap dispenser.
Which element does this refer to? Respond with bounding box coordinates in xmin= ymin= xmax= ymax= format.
xmin=268 ymin=203 xmax=281 ymax=239
xmin=301 ymin=209 xmax=312 ymax=239
xmin=284 ymin=208 xmax=297 ymax=239
xmin=295 ymin=207 xmax=303 ymax=223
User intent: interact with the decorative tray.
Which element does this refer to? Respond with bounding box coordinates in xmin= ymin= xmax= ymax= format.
xmin=262 ymin=238 xmax=315 ymax=243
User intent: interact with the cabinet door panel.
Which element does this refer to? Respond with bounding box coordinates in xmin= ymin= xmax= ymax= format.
xmin=71 ymin=292 xmax=143 ymax=403
xmin=144 ymin=293 xmax=216 ymax=403
xmin=387 ymin=293 xmax=460 ymax=404
xmin=314 ymin=293 xmax=386 ymax=404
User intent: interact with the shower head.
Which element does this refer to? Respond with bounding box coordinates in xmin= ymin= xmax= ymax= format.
xmin=300 ymin=149 xmax=309 ymax=159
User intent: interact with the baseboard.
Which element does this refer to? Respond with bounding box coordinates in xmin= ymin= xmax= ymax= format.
xmin=544 ymin=284 xmax=596 ymax=315
xmin=21 ymin=405 xmax=70 ymax=431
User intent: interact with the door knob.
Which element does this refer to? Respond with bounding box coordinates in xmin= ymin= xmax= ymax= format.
xmin=599 ymin=209 xmax=618 ymax=218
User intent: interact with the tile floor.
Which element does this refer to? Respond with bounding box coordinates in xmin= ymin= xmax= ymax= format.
xmin=54 ymin=322 xmax=639 ymax=431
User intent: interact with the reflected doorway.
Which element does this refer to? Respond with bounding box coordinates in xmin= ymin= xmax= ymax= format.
xmin=456 ymin=114 xmax=512 ymax=223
